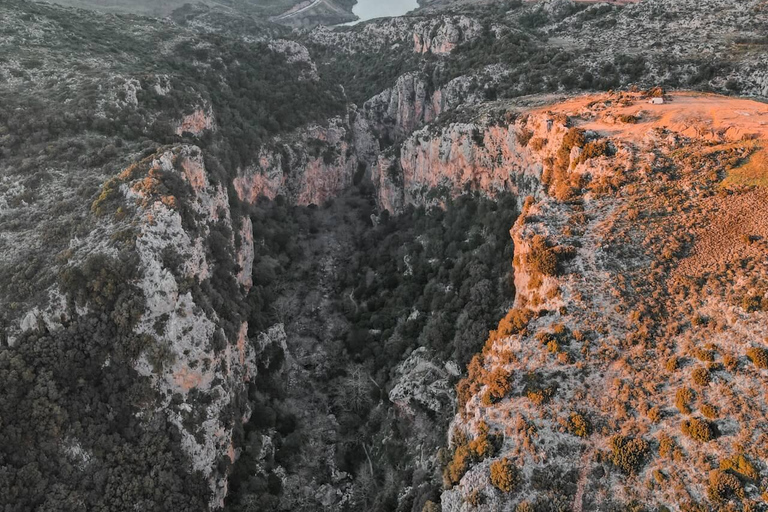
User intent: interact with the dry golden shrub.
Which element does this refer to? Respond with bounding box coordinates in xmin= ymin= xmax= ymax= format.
xmin=691 ymin=366 xmax=710 ymax=387
xmin=720 ymin=453 xmax=759 ymax=481
xmin=746 ymin=346 xmax=768 ymax=369
xmin=489 ymin=458 xmax=519 ymax=493
xmin=567 ymin=413 xmax=591 ymax=438
xmin=707 ymin=469 xmax=744 ymax=503
xmin=609 ymin=435 xmax=650 ymax=474
xmin=675 ymin=387 xmax=695 ymax=414
xmin=681 ymin=417 xmax=714 ymax=442
xmin=700 ymin=404 xmax=718 ymax=419
xmin=526 ymin=235 xmax=559 ymax=278
xmin=481 ymin=367 xmax=512 ymax=405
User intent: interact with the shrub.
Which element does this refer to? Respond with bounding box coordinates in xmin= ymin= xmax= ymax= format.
xmin=517 ymin=128 xmax=534 ymax=147
xmin=489 ymin=458 xmax=520 ymax=493
xmin=691 ymin=367 xmax=710 ymax=387
xmin=707 ymin=469 xmax=744 ymax=503
xmin=618 ymin=114 xmax=639 ymax=124
xmin=562 ymin=127 xmax=586 ymax=151
xmin=666 ymin=356 xmax=679 ymax=372
xmin=723 ymin=353 xmax=738 ymax=372
xmin=567 ymin=413 xmax=591 ymax=438
xmin=487 ymin=308 xmax=534 ymax=345
xmin=740 ymin=293 xmax=768 ymax=312
xmin=529 ymin=137 xmax=547 ymax=151
xmin=681 ymin=417 xmax=714 ymax=442
xmin=658 ymin=434 xmax=677 ymax=459
xmin=577 ymin=140 xmax=612 ymax=164
xmin=446 ymin=424 xmax=498 ymax=484
xmin=526 ymin=385 xmax=555 ymax=405
xmin=527 ymin=235 xmax=559 ymax=278
xmin=700 ymin=404 xmax=718 ymax=419
xmin=693 ymin=348 xmax=715 ymax=362
xmin=746 ymin=346 xmax=768 ymax=369
xmin=609 ymin=435 xmax=650 ymax=474
xmin=446 ymin=445 xmax=472 ymax=484
xmin=675 ymin=387 xmax=695 ymax=414
xmin=469 ymin=429 xmax=496 ymax=460
xmin=465 ymin=489 xmax=483 ymax=506
xmin=720 ymin=454 xmax=759 ymax=481
xmin=481 ymin=368 xmax=512 ymax=405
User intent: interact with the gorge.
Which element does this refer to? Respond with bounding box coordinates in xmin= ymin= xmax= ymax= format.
xmin=1 ymin=0 xmax=768 ymax=511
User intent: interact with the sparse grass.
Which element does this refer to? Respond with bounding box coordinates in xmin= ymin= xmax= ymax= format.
xmin=722 ymin=147 xmax=768 ymax=188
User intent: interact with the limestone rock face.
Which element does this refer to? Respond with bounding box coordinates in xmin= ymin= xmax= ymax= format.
xmin=176 ymin=107 xmax=216 ymax=136
xmin=441 ymin=92 xmax=768 ymax=510
xmin=412 ymin=15 xmax=482 ymax=55
xmin=120 ymin=146 xmax=256 ymax=509
xmin=372 ymin=111 xmax=559 ymax=212
xmin=389 ymin=347 xmax=455 ymax=416
xmin=233 ymin=116 xmax=358 ymax=206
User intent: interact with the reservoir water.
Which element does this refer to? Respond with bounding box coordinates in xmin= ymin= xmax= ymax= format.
xmin=348 ymin=0 xmax=419 ymax=24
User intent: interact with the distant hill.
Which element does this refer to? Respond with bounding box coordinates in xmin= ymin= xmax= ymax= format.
xmin=42 ymin=0 xmax=351 ymax=19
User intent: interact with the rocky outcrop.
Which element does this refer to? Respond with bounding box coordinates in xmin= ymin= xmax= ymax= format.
xmin=268 ymin=39 xmax=319 ymax=80
xmin=118 ymin=146 xmax=256 ymax=509
xmin=176 ymin=107 xmax=216 ymax=136
xmin=233 ymin=116 xmax=358 ymax=206
xmin=441 ymin=92 xmax=768 ymax=510
xmin=361 ymin=73 xmax=441 ymax=144
xmin=413 ymin=15 xmax=482 ymax=55
xmin=371 ymin=110 xmax=556 ymax=212
xmin=306 ymin=14 xmax=481 ymax=54
xmin=389 ymin=346 xmax=458 ymax=416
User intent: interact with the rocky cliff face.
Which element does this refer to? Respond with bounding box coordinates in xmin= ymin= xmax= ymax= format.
xmin=371 ymin=107 xmax=558 ymax=212
xmin=412 ymin=16 xmax=482 ymax=55
xmin=120 ymin=146 xmax=257 ymax=508
xmin=307 ymin=14 xmax=481 ymax=54
xmin=5 ymin=144 xmax=260 ymax=508
xmin=440 ymin=92 xmax=768 ymax=510
xmin=233 ymin=116 xmax=358 ymax=206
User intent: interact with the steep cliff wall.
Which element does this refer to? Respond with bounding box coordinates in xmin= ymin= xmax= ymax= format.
xmin=440 ymin=92 xmax=768 ymax=511
xmin=371 ymin=108 xmax=567 ymax=211
xmin=120 ymin=146 xmax=257 ymax=508
xmin=6 ymin=145 xmax=261 ymax=509
xmin=233 ymin=116 xmax=358 ymax=206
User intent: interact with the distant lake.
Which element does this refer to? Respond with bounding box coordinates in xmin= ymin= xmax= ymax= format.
xmin=348 ymin=0 xmax=419 ymax=24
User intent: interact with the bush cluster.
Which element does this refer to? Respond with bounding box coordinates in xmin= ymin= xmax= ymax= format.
xmin=609 ymin=435 xmax=650 ymax=474
xmin=707 ymin=470 xmax=744 ymax=503
xmin=567 ymin=413 xmax=591 ymax=438
xmin=489 ymin=458 xmax=520 ymax=493
xmin=720 ymin=454 xmax=759 ymax=481
xmin=746 ymin=346 xmax=768 ymax=369
xmin=691 ymin=366 xmax=711 ymax=387
xmin=675 ymin=387 xmax=695 ymax=415
xmin=526 ymin=235 xmax=560 ymax=279
xmin=681 ymin=417 xmax=714 ymax=442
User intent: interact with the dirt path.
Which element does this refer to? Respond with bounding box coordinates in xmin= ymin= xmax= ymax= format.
xmin=274 ymin=0 xmax=349 ymax=20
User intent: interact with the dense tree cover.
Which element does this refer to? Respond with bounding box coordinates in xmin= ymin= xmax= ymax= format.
xmin=0 ymin=254 xmax=210 ymax=511
xmin=0 ymin=0 xmax=346 ymax=184
xmin=226 ymin=189 xmax=517 ymax=511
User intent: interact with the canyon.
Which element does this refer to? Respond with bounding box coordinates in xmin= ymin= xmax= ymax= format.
xmin=1 ymin=0 xmax=768 ymax=511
